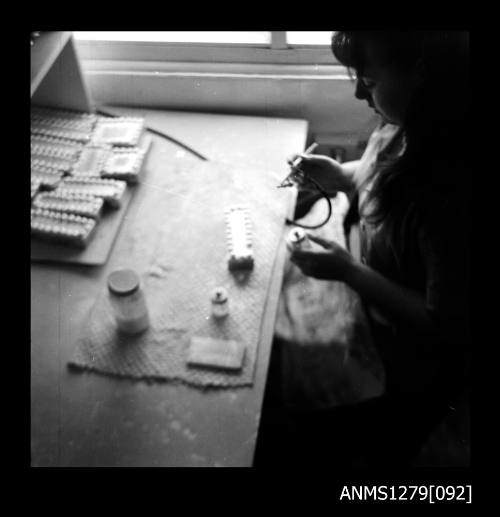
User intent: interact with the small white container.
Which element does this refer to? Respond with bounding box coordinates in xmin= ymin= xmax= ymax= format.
xmin=286 ymin=228 xmax=311 ymax=251
xmin=211 ymin=287 xmax=229 ymax=319
xmin=107 ymin=268 xmax=150 ymax=334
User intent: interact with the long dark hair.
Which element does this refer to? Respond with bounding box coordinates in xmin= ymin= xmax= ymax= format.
xmin=331 ymin=31 xmax=469 ymax=233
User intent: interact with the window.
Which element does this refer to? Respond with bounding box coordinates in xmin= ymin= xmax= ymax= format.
xmin=286 ymin=32 xmax=335 ymax=46
xmin=73 ymin=31 xmax=337 ymax=66
xmin=73 ymin=32 xmax=272 ymax=45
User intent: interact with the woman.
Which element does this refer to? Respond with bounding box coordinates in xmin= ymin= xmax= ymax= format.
xmin=255 ymin=31 xmax=470 ymax=467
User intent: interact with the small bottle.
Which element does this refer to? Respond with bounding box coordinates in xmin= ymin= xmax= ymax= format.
xmin=107 ymin=268 xmax=150 ymax=334
xmin=211 ymin=287 xmax=229 ymax=319
xmin=286 ymin=228 xmax=311 ymax=251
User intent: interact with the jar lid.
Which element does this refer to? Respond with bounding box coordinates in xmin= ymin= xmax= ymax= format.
xmin=107 ymin=268 xmax=140 ymax=296
xmin=289 ymin=228 xmax=306 ymax=243
xmin=211 ymin=287 xmax=228 ymax=304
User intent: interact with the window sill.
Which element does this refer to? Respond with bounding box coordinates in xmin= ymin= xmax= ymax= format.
xmin=80 ymin=59 xmax=350 ymax=81
xmin=74 ymin=40 xmax=338 ymax=66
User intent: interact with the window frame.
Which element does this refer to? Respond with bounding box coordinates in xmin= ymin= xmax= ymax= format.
xmin=73 ymin=31 xmax=338 ymax=66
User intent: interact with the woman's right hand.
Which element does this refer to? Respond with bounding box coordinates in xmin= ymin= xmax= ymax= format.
xmin=287 ymin=153 xmax=350 ymax=193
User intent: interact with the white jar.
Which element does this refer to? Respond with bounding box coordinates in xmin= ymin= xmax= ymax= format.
xmin=286 ymin=228 xmax=311 ymax=251
xmin=211 ymin=287 xmax=229 ymax=318
xmin=107 ymin=268 xmax=150 ymax=334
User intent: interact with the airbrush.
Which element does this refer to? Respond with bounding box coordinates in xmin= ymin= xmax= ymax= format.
xmin=277 ymin=142 xmax=333 ymax=230
xmin=277 ymin=142 xmax=319 ymax=189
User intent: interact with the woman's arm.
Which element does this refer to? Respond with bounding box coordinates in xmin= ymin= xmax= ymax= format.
xmin=291 ymin=234 xmax=436 ymax=336
xmin=340 ymin=160 xmax=361 ymax=200
xmin=340 ymin=160 xmax=361 ymax=181
xmin=345 ymin=260 xmax=435 ymax=335
xmin=293 ymin=155 xmax=360 ymax=195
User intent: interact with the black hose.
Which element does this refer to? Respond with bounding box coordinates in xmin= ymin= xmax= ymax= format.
xmin=95 ymin=108 xmax=209 ymax=161
xmin=285 ymin=173 xmax=333 ymax=230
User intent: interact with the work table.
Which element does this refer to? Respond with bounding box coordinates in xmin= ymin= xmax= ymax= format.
xmin=31 ymin=107 xmax=308 ymax=467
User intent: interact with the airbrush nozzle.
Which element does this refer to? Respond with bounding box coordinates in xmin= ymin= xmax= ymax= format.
xmin=276 ymin=142 xmax=318 ymax=189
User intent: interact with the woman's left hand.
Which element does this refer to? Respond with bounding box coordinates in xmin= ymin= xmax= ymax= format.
xmin=290 ymin=234 xmax=357 ymax=282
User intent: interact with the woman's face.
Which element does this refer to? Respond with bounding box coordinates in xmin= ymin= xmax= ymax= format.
xmin=353 ymin=58 xmax=421 ymax=126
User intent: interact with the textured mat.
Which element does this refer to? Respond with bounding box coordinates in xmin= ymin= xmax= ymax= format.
xmin=69 ymin=159 xmax=293 ymax=388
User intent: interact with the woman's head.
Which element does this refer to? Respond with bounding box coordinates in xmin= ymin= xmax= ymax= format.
xmin=351 ymin=57 xmax=421 ymax=126
xmin=331 ymin=31 xmax=469 ymax=229
xmin=331 ymin=31 xmax=469 ymax=130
